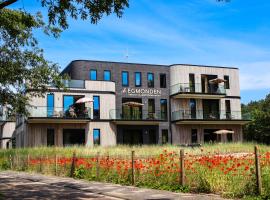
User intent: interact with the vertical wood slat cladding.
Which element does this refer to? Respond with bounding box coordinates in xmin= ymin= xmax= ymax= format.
xmin=172 ymin=124 xmax=243 ymax=144
xmin=170 ymin=65 xmax=240 ymax=97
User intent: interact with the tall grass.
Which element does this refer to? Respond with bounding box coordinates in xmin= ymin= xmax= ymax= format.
xmin=0 ymin=143 xmax=269 ymax=199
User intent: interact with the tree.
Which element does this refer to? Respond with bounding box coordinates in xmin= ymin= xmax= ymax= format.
xmin=242 ymin=94 xmax=270 ymax=144
xmin=0 ymin=0 xmax=129 ymax=116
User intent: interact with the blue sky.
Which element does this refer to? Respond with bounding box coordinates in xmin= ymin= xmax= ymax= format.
xmin=11 ymin=0 xmax=270 ymax=104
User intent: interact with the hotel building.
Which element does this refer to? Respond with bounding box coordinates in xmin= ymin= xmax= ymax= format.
xmin=2 ymin=60 xmax=250 ymax=148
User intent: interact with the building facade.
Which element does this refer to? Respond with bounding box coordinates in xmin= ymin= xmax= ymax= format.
xmin=9 ymin=60 xmax=249 ymax=148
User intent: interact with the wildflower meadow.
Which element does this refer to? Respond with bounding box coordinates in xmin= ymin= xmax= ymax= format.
xmin=0 ymin=143 xmax=270 ymax=199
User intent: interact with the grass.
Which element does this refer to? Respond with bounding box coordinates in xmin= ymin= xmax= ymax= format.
xmin=0 ymin=142 xmax=269 ymax=157
xmin=0 ymin=142 xmax=269 ymax=199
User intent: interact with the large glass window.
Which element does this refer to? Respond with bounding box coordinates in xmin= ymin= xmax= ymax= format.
xmin=104 ymin=70 xmax=111 ymax=81
xmin=122 ymin=71 xmax=129 ymax=86
xmin=189 ymin=73 xmax=195 ymax=92
xmin=162 ymin=129 xmax=169 ymax=144
xmin=224 ymin=75 xmax=230 ymax=89
xmin=63 ymin=96 xmax=74 ymax=113
xmin=47 ymin=93 xmax=54 ymax=117
xmin=93 ymin=129 xmax=101 ymax=145
xmin=90 ymin=69 xmax=97 ymax=80
xmin=160 ymin=74 xmax=166 ymax=88
xmin=160 ymin=99 xmax=168 ymax=120
xmin=148 ymin=99 xmax=155 ymax=119
xmin=147 ymin=73 xmax=154 ymax=88
xmin=190 ymin=99 xmax=196 ymax=119
xmin=47 ymin=128 xmax=55 ymax=146
xmin=135 ymin=72 xmax=141 ymax=87
xmin=93 ymin=96 xmax=100 ymax=119
xmin=191 ymin=129 xmax=198 ymax=144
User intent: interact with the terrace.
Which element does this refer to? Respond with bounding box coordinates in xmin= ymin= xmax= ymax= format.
xmin=171 ymin=109 xmax=250 ymax=125
xmin=109 ymin=109 xmax=167 ymax=125
xmin=27 ymin=106 xmax=91 ymax=123
xmin=170 ymin=83 xmax=226 ymax=99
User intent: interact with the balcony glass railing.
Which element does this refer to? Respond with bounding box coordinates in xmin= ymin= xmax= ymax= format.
xmin=27 ymin=106 xmax=91 ymax=119
xmin=109 ymin=109 xmax=167 ymax=121
xmin=170 ymin=83 xmax=226 ymax=96
xmin=51 ymin=79 xmax=85 ymax=89
xmin=171 ymin=110 xmax=250 ymax=121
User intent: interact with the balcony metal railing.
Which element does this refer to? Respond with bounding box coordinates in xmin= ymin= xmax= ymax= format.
xmin=27 ymin=106 xmax=91 ymax=119
xmin=109 ymin=109 xmax=168 ymax=121
xmin=170 ymin=83 xmax=226 ymax=96
xmin=171 ymin=110 xmax=250 ymax=121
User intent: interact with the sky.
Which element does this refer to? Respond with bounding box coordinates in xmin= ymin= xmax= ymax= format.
xmin=10 ymin=0 xmax=270 ymax=104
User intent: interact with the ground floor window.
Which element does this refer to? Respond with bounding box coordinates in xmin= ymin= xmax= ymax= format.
xmin=191 ymin=129 xmax=197 ymax=144
xmin=93 ymin=129 xmax=101 ymax=145
xmin=63 ymin=129 xmax=85 ymax=146
xmin=162 ymin=129 xmax=168 ymax=144
xmin=204 ymin=129 xmax=219 ymax=143
xmin=123 ymin=129 xmax=143 ymax=145
xmin=227 ymin=133 xmax=233 ymax=142
xmin=47 ymin=128 xmax=55 ymax=146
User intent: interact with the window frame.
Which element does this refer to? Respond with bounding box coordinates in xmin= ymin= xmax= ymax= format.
xmin=47 ymin=93 xmax=54 ymax=117
xmin=160 ymin=73 xmax=167 ymax=88
xmin=160 ymin=99 xmax=168 ymax=120
xmin=147 ymin=72 xmax=154 ymax=88
xmin=93 ymin=129 xmax=101 ymax=145
xmin=90 ymin=69 xmax=97 ymax=80
xmin=122 ymin=71 xmax=129 ymax=86
xmin=103 ymin=70 xmax=111 ymax=81
xmin=135 ymin=72 xmax=142 ymax=87
xmin=93 ymin=96 xmax=100 ymax=119
xmin=224 ymin=75 xmax=230 ymax=89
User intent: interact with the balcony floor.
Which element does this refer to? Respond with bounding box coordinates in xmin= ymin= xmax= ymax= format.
xmin=171 ymin=92 xmax=226 ymax=99
xmin=173 ymin=119 xmax=250 ymax=125
xmin=27 ymin=117 xmax=90 ymax=124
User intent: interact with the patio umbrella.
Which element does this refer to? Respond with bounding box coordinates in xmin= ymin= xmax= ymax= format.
xmin=123 ymin=102 xmax=144 ymax=107
xmin=75 ymin=97 xmax=93 ymax=104
xmin=214 ymin=129 xmax=234 ymax=134
xmin=209 ymin=78 xmax=227 ymax=84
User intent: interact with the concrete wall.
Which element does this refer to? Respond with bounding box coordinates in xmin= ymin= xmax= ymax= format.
xmin=0 ymin=122 xmax=16 ymax=149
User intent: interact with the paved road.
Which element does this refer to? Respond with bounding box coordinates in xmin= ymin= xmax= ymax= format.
xmin=0 ymin=171 xmax=227 ymax=200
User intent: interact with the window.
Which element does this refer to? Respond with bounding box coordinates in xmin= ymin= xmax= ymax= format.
xmin=160 ymin=74 xmax=166 ymax=88
xmin=63 ymin=95 xmax=74 ymax=112
xmin=47 ymin=129 xmax=55 ymax=146
xmin=148 ymin=99 xmax=155 ymax=117
xmin=122 ymin=71 xmax=129 ymax=86
xmin=191 ymin=129 xmax=198 ymax=144
xmin=190 ymin=99 xmax=196 ymax=119
xmin=135 ymin=72 xmax=141 ymax=87
xmin=93 ymin=96 xmax=100 ymax=119
xmin=227 ymin=133 xmax=233 ymax=142
xmin=147 ymin=73 xmax=154 ymax=88
xmin=103 ymin=70 xmax=111 ymax=81
xmin=93 ymin=129 xmax=100 ymax=145
xmin=225 ymin=100 xmax=231 ymax=119
xmin=160 ymin=99 xmax=168 ymax=120
xmin=224 ymin=75 xmax=230 ymax=89
xmin=47 ymin=93 xmax=54 ymax=117
xmin=90 ymin=69 xmax=97 ymax=80
xmin=162 ymin=129 xmax=169 ymax=144
xmin=189 ymin=73 xmax=195 ymax=92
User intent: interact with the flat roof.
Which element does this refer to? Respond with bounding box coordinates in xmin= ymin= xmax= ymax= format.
xmin=61 ymin=59 xmax=238 ymax=73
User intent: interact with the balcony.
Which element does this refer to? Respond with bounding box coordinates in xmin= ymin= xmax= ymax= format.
xmin=109 ymin=109 xmax=167 ymax=125
xmin=51 ymin=79 xmax=85 ymax=89
xmin=170 ymin=83 xmax=226 ymax=99
xmin=27 ymin=106 xmax=91 ymax=123
xmin=171 ymin=110 xmax=250 ymax=125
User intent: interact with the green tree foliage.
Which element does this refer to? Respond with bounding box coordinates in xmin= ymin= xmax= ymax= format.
xmin=242 ymin=94 xmax=270 ymax=144
xmin=0 ymin=0 xmax=128 ymax=116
